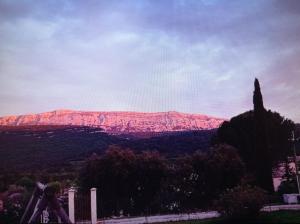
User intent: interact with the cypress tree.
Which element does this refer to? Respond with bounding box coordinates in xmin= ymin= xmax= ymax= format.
xmin=217 ymin=78 xmax=294 ymax=193
xmin=253 ymin=78 xmax=274 ymax=192
xmin=253 ymin=78 xmax=264 ymax=113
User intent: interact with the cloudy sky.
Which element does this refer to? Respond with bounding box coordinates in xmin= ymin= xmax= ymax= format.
xmin=0 ymin=0 xmax=299 ymax=121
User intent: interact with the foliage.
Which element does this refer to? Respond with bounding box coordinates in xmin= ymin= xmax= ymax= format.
xmin=16 ymin=176 xmax=35 ymax=190
xmin=79 ymin=144 xmax=245 ymax=216
xmin=203 ymin=144 xmax=245 ymax=197
xmin=167 ymin=144 xmax=245 ymax=211
xmin=0 ymin=125 xmax=120 ymax=172
xmin=0 ymin=200 xmax=24 ymax=224
xmin=277 ymin=161 xmax=298 ymax=195
xmin=0 ymin=125 xmax=215 ymax=173
xmin=216 ymin=79 xmax=295 ymax=192
xmin=79 ymin=146 xmax=168 ymax=216
xmin=216 ymin=184 xmax=267 ymax=219
xmin=123 ymin=130 xmax=216 ymax=155
xmin=47 ymin=181 xmax=62 ymax=194
xmin=0 ymin=185 xmax=27 ymax=224
xmin=278 ymin=180 xmax=298 ymax=195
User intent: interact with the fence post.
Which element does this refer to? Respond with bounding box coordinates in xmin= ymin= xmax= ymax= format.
xmin=68 ymin=188 xmax=75 ymax=223
xmin=91 ymin=188 xmax=97 ymax=224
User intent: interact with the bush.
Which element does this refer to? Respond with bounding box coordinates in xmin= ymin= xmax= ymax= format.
xmin=216 ymin=184 xmax=267 ymax=219
xmin=47 ymin=181 xmax=61 ymax=194
xmin=277 ymin=162 xmax=298 ymax=195
xmin=278 ymin=180 xmax=298 ymax=195
xmin=16 ymin=177 xmax=35 ymax=190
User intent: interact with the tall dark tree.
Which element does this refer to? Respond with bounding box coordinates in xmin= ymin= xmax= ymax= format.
xmin=216 ymin=78 xmax=295 ymax=193
xmin=253 ymin=78 xmax=273 ymax=192
xmin=253 ymin=78 xmax=264 ymax=113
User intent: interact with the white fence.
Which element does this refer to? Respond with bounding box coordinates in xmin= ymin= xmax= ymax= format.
xmin=67 ymin=188 xmax=300 ymax=224
xmin=261 ymin=204 xmax=300 ymax=212
xmin=68 ymin=188 xmax=97 ymax=224
xmin=67 ymin=187 xmax=220 ymax=224
xmin=99 ymin=205 xmax=300 ymax=224
xmin=99 ymin=212 xmax=220 ymax=224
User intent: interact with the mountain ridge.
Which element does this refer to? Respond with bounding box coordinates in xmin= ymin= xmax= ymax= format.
xmin=0 ymin=110 xmax=225 ymax=133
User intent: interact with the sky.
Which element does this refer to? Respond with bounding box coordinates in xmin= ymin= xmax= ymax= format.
xmin=0 ymin=0 xmax=300 ymax=122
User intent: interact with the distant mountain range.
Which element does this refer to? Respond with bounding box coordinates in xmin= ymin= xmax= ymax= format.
xmin=0 ymin=110 xmax=225 ymax=134
xmin=0 ymin=110 xmax=225 ymax=171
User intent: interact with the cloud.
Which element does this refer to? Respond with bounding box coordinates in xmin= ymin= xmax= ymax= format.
xmin=0 ymin=0 xmax=299 ymax=121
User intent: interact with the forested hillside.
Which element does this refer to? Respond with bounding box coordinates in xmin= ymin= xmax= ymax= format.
xmin=0 ymin=125 xmax=215 ymax=172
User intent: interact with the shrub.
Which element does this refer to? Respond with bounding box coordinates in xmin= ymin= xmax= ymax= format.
xmin=216 ymin=184 xmax=267 ymax=219
xmin=16 ymin=177 xmax=35 ymax=190
xmin=277 ymin=180 xmax=298 ymax=195
xmin=277 ymin=162 xmax=298 ymax=195
xmin=47 ymin=181 xmax=61 ymax=194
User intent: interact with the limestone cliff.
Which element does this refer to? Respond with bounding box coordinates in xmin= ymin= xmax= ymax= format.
xmin=0 ymin=110 xmax=225 ymax=133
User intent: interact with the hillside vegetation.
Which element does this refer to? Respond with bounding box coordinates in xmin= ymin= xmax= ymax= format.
xmin=0 ymin=125 xmax=215 ymax=172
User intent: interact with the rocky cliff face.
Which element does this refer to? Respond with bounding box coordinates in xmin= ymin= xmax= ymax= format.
xmin=0 ymin=110 xmax=225 ymax=133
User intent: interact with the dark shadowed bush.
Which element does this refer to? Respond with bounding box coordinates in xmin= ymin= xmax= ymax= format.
xmin=217 ymin=184 xmax=267 ymax=219
xmin=278 ymin=180 xmax=298 ymax=195
xmin=277 ymin=161 xmax=298 ymax=195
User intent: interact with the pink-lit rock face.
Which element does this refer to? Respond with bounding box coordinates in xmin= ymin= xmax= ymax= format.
xmin=0 ymin=110 xmax=225 ymax=133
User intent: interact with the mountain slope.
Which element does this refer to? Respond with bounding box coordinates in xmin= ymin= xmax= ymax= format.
xmin=0 ymin=125 xmax=216 ymax=172
xmin=0 ymin=110 xmax=224 ymax=134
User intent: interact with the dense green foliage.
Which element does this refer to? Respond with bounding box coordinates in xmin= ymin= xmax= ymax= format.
xmin=78 ymin=144 xmax=245 ymax=216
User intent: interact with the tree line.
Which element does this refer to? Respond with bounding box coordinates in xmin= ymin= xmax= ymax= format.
xmin=79 ymin=144 xmax=245 ymax=217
